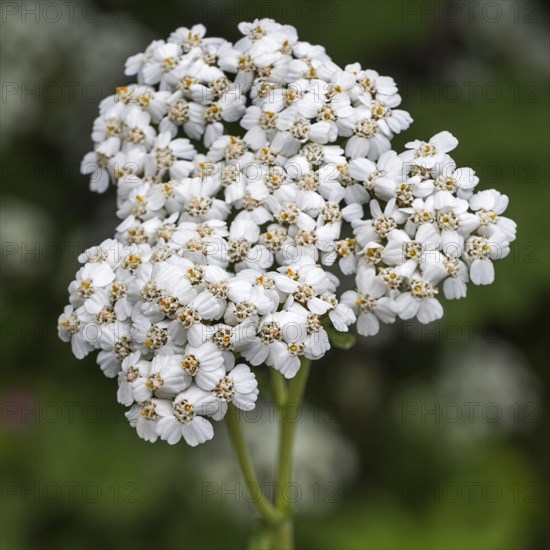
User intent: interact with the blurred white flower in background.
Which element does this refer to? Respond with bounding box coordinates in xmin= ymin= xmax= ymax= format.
xmin=444 ymin=0 xmax=549 ymax=80
xmin=435 ymin=342 xmax=539 ymax=440
xmin=0 ymin=0 xmax=149 ymax=151
xmin=393 ymin=339 xmax=540 ymax=452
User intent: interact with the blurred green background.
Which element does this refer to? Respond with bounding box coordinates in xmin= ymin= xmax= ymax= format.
xmin=1 ymin=1 xmax=549 ymax=549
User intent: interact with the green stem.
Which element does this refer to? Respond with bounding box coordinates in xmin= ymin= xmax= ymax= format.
xmin=270 ymin=369 xmax=288 ymax=408
xmin=225 ymin=403 xmax=283 ymax=527
xmin=274 ymin=357 xmax=312 ymax=549
xmin=275 ymin=518 xmax=294 ymax=550
xmin=226 ymin=359 xmax=312 ymax=550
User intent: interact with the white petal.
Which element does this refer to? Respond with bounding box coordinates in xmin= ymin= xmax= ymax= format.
xmin=470 ymin=259 xmax=494 ymax=285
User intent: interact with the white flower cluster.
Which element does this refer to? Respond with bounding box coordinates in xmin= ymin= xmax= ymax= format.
xmin=59 ymin=19 xmax=516 ymax=446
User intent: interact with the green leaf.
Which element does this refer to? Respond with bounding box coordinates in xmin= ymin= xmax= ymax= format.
xmin=326 ymin=327 xmax=357 ymax=350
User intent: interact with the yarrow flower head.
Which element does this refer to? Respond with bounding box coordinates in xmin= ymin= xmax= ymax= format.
xmin=59 ymin=19 xmax=516 ymax=446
